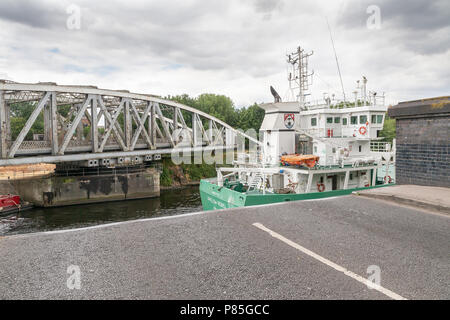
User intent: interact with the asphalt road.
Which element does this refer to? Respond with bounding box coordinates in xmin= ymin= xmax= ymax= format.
xmin=0 ymin=195 xmax=449 ymax=299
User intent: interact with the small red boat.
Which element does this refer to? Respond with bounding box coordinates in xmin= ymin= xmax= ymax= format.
xmin=0 ymin=194 xmax=33 ymax=215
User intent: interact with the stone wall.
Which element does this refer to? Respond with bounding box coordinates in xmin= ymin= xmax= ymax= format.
xmin=395 ymin=116 xmax=449 ymax=187
xmin=13 ymin=167 xmax=160 ymax=207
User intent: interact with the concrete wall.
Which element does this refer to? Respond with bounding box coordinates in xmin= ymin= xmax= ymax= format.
xmin=0 ymin=180 xmax=17 ymax=195
xmin=395 ymin=116 xmax=449 ymax=187
xmin=13 ymin=167 xmax=160 ymax=207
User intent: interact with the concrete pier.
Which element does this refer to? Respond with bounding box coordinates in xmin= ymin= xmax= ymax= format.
xmin=0 ymin=195 xmax=448 ymax=299
xmin=11 ymin=167 xmax=159 ymax=207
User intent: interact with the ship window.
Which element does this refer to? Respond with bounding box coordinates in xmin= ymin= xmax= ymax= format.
xmin=360 ymin=115 xmax=367 ymax=124
xmin=343 ymin=118 xmax=348 ymax=125
xmin=334 ymin=117 xmax=340 ymax=123
xmin=332 ymin=148 xmax=336 ymax=153
xmin=372 ymin=115 xmax=377 ymax=123
xmin=311 ymin=117 xmax=317 ymax=126
xmin=351 ymin=116 xmax=357 ymax=124
xmin=314 ymin=146 xmax=317 ymax=153
xmin=377 ymin=115 xmax=383 ymax=123
xmin=327 ymin=117 xmax=333 ymax=124
xmin=359 ymin=145 xmax=362 ymax=152
xmin=350 ymin=173 xmax=353 ymax=180
xmin=320 ymin=176 xmax=324 ymax=183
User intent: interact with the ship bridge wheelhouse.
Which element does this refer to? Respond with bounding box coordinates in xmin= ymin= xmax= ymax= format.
xmin=298 ymin=105 xmax=387 ymax=139
xmin=257 ymin=100 xmax=389 ymax=167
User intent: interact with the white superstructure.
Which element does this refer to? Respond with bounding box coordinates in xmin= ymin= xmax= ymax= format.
xmin=217 ymin=46 xmax=395 ymax=195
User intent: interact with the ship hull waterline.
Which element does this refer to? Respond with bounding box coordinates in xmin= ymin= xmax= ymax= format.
xmin=200 ymin=179 xmax=394 ymax=211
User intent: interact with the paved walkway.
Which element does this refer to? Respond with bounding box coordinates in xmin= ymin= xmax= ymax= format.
xmin=1 ymin=195 xmax=449 ymax=300
xmin=355 ymin=185 xmax=450 ymax=214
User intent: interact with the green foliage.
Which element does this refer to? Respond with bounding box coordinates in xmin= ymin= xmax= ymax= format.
xmin=181 ymin=162 xmax=216 ymax=181
xmin=58 ymin=105 xmax=72 ymax=117
xmin=380 ymin=114 xmax=396 ymax=142
xmin=9 ymin=102 xmax=45 ymax=140
xmin=83 ymin=126 xmax=90 ymax=138
xmin=160 ymin=165 xmax=173 ymax=186
xmin=160 ymin=156 xmax=218 ymax=186
xmin=10 ymin=117 xmax=27 ymax=140
xmin=166 ymin=94 xmax=263 ymax=133
xmin=330 ymin=100 xmax=365 ymax=109
xmin=196 ymin=94 xmax=238 ymax=126
xmin=236 ymin=103 xmax=265 ymax=132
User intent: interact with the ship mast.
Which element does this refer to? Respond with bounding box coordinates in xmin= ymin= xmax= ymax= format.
xmin=287 ymin=46 xmax=314 ymax=110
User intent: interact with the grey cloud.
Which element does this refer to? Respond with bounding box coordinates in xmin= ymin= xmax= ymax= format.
xmin=0 ymin=0 xmax=448 ymax=105
xmin=336 ymin=0 xmax=450 ymax=54
xmin=251 ymin=0 xmax=284 ymax=20
xmin=252 ymin=0 xmax=283 ymax=13
xmin=0 ymin=0 xmax=67 ymax=28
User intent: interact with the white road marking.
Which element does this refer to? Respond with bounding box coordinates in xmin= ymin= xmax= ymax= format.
xmin=252 ymin=222 xmax=407 ymax=300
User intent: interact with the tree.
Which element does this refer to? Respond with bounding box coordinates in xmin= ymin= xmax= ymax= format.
xmin=380 ymin=114 xmax=396 ymax=142
xmin=236 ymin=103 xmax=265 ymax=132
xmin=9 ymin=102 xmax=44 ymax=140
xmin=195 ymin=94 xmax=238 ymax=127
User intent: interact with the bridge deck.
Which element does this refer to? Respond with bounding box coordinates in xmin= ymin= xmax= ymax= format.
xmin=1 ymin=195 xmax=448 ymax=299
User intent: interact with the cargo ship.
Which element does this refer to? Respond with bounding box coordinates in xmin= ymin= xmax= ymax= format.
xmin=200 ymin=46 xmax=395 ymax=211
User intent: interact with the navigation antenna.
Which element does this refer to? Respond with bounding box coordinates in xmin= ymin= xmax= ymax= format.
xmin=326 ymin=18 xmax=346 ymax=104
xmin=287 ymin=46 xmax=314 ymax=110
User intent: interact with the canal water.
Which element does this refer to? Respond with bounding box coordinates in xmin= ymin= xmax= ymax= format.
xmin=0 ymin=186 xmax=202 ymax=236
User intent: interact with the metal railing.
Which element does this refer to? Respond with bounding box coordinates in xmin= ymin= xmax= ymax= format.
xmin=370 ymin=141 xmax=391 ymax=153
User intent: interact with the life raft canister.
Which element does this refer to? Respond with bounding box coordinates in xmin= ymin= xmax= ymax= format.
xmin=359 ymin=126 xmax=367 ymax=135
xmin=317 ymin=183 xmax=325 ymax=192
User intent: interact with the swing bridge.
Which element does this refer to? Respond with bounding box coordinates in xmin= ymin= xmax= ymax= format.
xmin=0 ymin=81 xmax=261 ymax=167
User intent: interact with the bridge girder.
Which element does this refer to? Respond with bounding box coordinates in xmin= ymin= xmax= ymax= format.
xmin=0 ymin=81 xmax=262 ymax=166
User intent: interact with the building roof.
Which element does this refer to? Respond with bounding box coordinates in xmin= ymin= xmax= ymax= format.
xmin=388 ymin=96 xmax=450 ymax=119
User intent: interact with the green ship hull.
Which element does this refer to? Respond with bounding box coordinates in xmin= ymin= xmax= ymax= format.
xmin=200 ymin=179 xmax=393 ymax=211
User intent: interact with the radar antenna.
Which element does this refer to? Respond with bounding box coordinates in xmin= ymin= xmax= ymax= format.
xmin=270 ymin=86 xmax=282 ymax=103
xmin=287 ymin=46 xmax=314 ymax=110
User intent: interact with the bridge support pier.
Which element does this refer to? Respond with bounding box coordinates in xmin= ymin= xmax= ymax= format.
xmin=12 ymin=166 xmax=160 ymax=207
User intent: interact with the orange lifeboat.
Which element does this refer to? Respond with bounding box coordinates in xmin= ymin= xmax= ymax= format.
xmin=280 ymin=154 xmax=319 ymax=168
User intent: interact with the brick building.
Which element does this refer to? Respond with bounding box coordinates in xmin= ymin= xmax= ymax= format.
xmin=388 ymin=97 xmax=449 ymax=187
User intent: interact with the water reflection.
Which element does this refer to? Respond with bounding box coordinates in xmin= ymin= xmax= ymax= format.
xmin=0 ymin=186 xmax=202 ymax=236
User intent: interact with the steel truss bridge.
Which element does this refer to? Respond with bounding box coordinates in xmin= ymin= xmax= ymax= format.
xmin=0 ymin=81 xmax=261 ymax=166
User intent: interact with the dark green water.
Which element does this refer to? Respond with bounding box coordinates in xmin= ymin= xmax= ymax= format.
xmin=0 ymin=186 xmax=202 ymax=236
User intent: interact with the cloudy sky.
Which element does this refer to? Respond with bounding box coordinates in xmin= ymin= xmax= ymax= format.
xmin=0 ymin=0 xmax=448 ymax=107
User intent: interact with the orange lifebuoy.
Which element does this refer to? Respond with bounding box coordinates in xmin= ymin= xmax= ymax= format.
xmin=359 ymin=126 xmax=367 ymax=135
xmin=317 ymin=183 xmax=325 ymax=192
xmin=384 ymin=175 xmax=393 ymax=184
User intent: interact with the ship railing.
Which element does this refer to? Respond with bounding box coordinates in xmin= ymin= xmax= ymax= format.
xmin=235 ymin=150 xmax=265 ymax=166
xmin=370 ymin=141 xmax=391 ymax=153
xmin=305 ymin=95 xmax=386 ymax=110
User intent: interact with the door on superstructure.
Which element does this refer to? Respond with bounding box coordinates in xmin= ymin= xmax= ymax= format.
xmin=332 ymin=175 xmax=338 ymax=190
xmin=295 ymin=134 xmax=312 ymax=154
